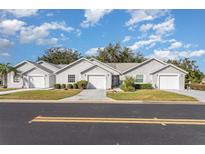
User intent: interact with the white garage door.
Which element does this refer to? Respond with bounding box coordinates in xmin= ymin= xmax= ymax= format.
xmin=29 ymin=76 xmax=45 ymax=88
xmin=88 ymin=75 xmax=106 ymax=89
xmin=159 ymin=75 xmax=179 ymax=90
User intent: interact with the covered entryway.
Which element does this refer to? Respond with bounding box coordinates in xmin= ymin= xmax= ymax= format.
xmin=87 ymin=75 xmax=106 ymax=89
xmin=29 ymin=76 xmax=45 ymax=88
xmin=159 ymin=74 xmax=179 ymax=90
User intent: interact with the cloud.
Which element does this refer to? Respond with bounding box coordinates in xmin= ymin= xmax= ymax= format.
xmin=168 ymin=41 xmax=183 ymax=49
xmin=122 ymin=36 xmax=132 ymax=43
xmin=85 ymin=47 xmax=102 ymax=56
xmin=152 ymin=49 xmax=205 ymax=60
xmin=190 ymin=50 xmax=205 ymax=57
xmin=139 ymin=18 xmax=175 ymax=37
xmin=139 ymin=23 xmax=153 ymax=32
xmin=129 ymin=34 xmax=161 ymax=50
xmin=81 ymin=9 xmax=112 ymax=28
xmin=36 ymin=38 xmax=58 ymax=46
xmin=125 ymin=10 xmax=169 ymax=28
xmin=0 ymin=52 xmax=10 ymax=56
xmin=46 ymin=13 xmax=54 ymax=17
xmin=75 ymin=29 xmax=82 ymax=37
xmin=4 ymin=9 xmax=39 ymax=17
xmin=152 ymin=18 xmax=175 ymax=36
xmin=0 ymin=19 xmax=26 ymax=35
xmin=20 ymin=22 xmax=74 ymax=45
xmin=0 ymin=38 xmax=14 ymax=49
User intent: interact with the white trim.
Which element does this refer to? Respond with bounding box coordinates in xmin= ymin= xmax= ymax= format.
xmin=81 ymin=64 xmax=112 ymax=74
xmin=150 ymin=64 xmax=188 ymax=74
xmin=54 ymin=57 xmax=94 ymax=74
xmin=135 ymin=74 xmax=145 ymax=83
xmin=28 ymin=74 xmax=46 ymax=88
xmin=37 ymin=60 xmax=61 ymax=69
xmin=157 ymin=73 xmax=180 ymax=90
xmin=123 ymin=58 xmax=167 ymax=74
xmin=86 ymin=74 xmax=107 ymax=89
xmin=90 ymin=58 xmax=121 ymax=74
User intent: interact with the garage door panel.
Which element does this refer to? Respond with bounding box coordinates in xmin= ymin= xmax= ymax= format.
xmin=159 ymin=75 xmax=179 ymax=90
xmin=29 ymin=76 xmax=45 ymax=88
xmin=88 ymin=75 xmax=106 ymax=89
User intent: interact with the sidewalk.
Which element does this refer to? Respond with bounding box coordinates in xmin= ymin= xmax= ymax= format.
xmin=0 ymin=99 xmax=201 ymax=105
xmin=0 ymin=88 xmax=52 ymax=95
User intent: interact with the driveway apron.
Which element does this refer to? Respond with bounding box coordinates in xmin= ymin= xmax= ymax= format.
xmin=61 ymin=89 xmax=110 ymax=101
xmin=166 ymin=89 xmax=205 ymax=102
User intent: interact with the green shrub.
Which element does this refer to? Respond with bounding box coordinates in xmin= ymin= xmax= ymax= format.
xmin=190 ymin=83 xmax=205 ymax=91
xmin=54 ymin=84 xmax=61 ymax=89
xmin=120 ymin=76 xmax=135 ymax=92
xmin=134 ymin=83 xmax=153 ymax=89
xmin=67 ymin=84 xmax=73 ymax=89
xmin=73 ymin=83 xmax=78 ymax=89
xmin=61 ymin=84 xmax=66 ymax=89
xmin=120 ymin=84 xmax=135 ymax=92
xmin=77 ymin=80 xmax=88 ymax=89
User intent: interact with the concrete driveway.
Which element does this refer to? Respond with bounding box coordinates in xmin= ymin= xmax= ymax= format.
xmin=61 ymin=89 xmax=111 ymax=101
xmin=167 ymin=89 xmax=205 ymax=102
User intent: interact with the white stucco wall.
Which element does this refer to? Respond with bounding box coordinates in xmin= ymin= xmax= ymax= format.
xmin=81 ymin=66 xmax=112 ymax=89
xmin=152 ymin=66 xmax=186 ymax=90
xmin=7 ymin=62 xmax=34 ymax=88
xmin=91 ymin=59 xmax=120 ymax=75
xmin=7 ymin=62 xmax=53 ymax=88
xmin=38 ymin=62 xmax=59 ymax=72
xmin=121 ymin=59 xmax=166 ymax=84
xmin=55 ymin=60 xmax=94 ymax=84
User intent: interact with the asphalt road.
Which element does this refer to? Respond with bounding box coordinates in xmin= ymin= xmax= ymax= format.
xmin=1 ymin=102 xmax=205 ymax=145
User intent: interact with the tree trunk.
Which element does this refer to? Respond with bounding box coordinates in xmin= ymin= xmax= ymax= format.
xmin=3 ymin=74 xmax=7 ymax=87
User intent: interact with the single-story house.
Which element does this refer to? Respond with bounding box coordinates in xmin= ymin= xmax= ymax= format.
xmin=7 ymin=57 xmax=188 ymax=90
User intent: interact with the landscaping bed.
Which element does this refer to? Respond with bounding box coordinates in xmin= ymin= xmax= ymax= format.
xmin=190 ymin=83 xmax=205 ymax=91
xmin=0 ymin=89 xmax=82 ymax=100
xmin=107 ymin=90 xmax=197 ymax=101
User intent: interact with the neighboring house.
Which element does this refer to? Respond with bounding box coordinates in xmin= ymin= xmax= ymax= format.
xmin=202 ymin=77 xmax=205 ymax=84
xmin=7 ymin=57 xmax=188 ymax=90
xmin=0 ymin=76 xmax=2 ymax=85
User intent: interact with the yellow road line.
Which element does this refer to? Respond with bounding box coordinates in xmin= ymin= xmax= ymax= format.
xmin=30 ymin=116 xmax=205 ymax=126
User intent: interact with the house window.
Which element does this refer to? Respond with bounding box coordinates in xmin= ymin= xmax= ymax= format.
xmin=13 ymin=74 xmax=20 ymax=83
xmin=136 ymin=75 xmax=144 ymax=83
xmin=68 ymin=74 xmax=75 ymax=82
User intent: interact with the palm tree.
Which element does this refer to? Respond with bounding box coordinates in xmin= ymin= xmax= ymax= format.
xmin=0 ymin=63 xmax=16 ymax=88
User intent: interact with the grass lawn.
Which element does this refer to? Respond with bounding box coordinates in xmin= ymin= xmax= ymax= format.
xmin=0 ymin=89 xmax=82 ymax=100
xmin=107 ymin=90 xmax=197 ymax=101
xmin=0 ymin=88 xmax=17 ymax=92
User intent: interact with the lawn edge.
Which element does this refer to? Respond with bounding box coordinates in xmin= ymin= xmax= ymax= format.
xmin=0 ymin=99 xmax=201 ymax=105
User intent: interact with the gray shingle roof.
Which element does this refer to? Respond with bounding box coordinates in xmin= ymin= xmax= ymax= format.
xmin=28 ymin=61 xmax=53 ymax=73
xmin=106 ymin=63 xmax=140 ymax=72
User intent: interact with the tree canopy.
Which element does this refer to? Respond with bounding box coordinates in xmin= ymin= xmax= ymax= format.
xmin=0 ymin=63 xmax=16 ymax=87
xmin=88 ymin=43 xmax=147 ymax=63
xmin=167 ymin=58 xmax=204 ymax=83
xmin=36 ymin=44 xmax=204 ymax=84
xmin=38 ymin=47 xmax=81 ymax=64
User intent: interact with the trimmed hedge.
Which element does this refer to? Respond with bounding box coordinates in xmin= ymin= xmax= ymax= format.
xmin=134 ymin=83 xmax=153 ymax=89
xmin=67 ymin=84 xmax=73 ymax=89
xmin=77 ymin=80 xmax=88 ymax=89
xmin=54 ymin=84 xmax=61 ymax=89
xmin=73 ymin=83 xmax=78 ymax=89
xmin=61 ymin=84 xmax=66 ymax=89
xmin=190 ymin=83 xmax=205 ymax=91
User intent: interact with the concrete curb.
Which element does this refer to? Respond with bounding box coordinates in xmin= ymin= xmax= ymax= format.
xmin=0 ymin=99 xmax=202 ymax=105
